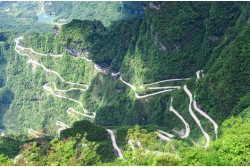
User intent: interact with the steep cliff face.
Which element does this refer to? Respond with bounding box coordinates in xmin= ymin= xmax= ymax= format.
xmin=120 ymin=2 xmax=247 ymax=82
xmin=86 ymin=1 xmax=250 ymax=126
xmin=90 ymin=1 xmax=249 ymax=136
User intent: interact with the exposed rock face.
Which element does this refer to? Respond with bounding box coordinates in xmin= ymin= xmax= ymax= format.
xmin=64 ymin=47 xmax=78 ymax=56
xmin=208 ymin=36 xmax=220 ymax=42
xmin=149 ymin=2 xmax=161 ymax=10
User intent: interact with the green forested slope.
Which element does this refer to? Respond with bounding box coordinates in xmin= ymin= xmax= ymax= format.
xmin=83 ymin=1 xmax=249 ymax=127
xmin=0 ymin=32 xmax=96 ymax=134
xmin=196 ymin=22 xmax=250 ymax=122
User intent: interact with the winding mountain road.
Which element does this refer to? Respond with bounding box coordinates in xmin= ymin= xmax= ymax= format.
xmin=106 ymin=129 xmax=124 ymax=159
xmin=142 ymin=78 xmax=191 ymax=87
xmin=119 ymin=72 xmax=217 ymax=146
xmin=135 ymin=89 xmax=174 ymax=99
xmin=169 ymin=97 xmax=190 ymax=138
xmin=196 ymin=70 xmax=204 ymax=81
xmin=158 ymin=133 xmax=171 ymax=141
xmin=56 ymin=121 xmax=69 ymax=129
xmin=43 ymin=83 xmax=95 ymax=119
xmin=67 ymin=108 xmax=80 ymax=121
xmin=56 ymin=121 xmax=69 ymax=137
xmin=193 ymin=96 xmax=218 ymax=139
xmin=28 ymin=59 xmax=88 ymax=90
xmin=158 ymin=130 xmax=174 ymax=138
xmin=15 ymin=36 xmax=63 ymax=58
xmin=119 ymin=77 xmax=181 ymax=99
xmin=119 ymin=75 xmax=214 ymax=146
xmin=111 ymin=72 xmax=120 ymax=76
xmin=15 ymin=36 xmax=96 ymax=138
xmin=148 ymin=86 xmax=181 ymax=90
xmin=119 ymin=77 xmax=136 ymax=91
xmin=28 ymin=129 xmax=39 ymax=138
xmin=184 ymin=85 xmax=210 ymax=148
xmin=16 ymin=37 xmax=88 ymax=90
xmin=15 ymin=35 xmax=218 ymax=148
xmin=52 ymin=82 xmax=87 ymax=93
xmin=28 ymin=129 xmax=49 ymax=138
xmin=78 ymin=56 xmax=93 ymax=62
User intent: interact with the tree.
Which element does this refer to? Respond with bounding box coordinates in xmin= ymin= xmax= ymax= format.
xmin=16 ymin=135 xmax=101 ymax=166
xmin=45 ymin=135 xmax=101 ymax=166
xmin=152 ymin=153 xmax=180 ymax=166
xmin=211 ymin=116 xmax=250 ymax=165
xmin=118 ymin=125 xmax=180 ymax=166
xmin=15 ymin=141 xmax=45 ymax=166
xmin=179 ymin=116 xmax=250 ymax=166
xmin=0 ymin=154 xmax=13 ymax=166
